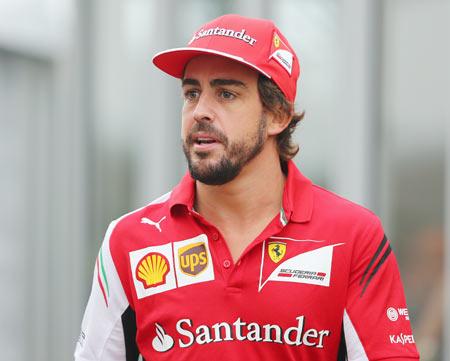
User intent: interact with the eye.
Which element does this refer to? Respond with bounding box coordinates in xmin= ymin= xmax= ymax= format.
xmin=218 ymin=90 xmax=236 ymax=100
xmin=183 ymin=89 xmax=199 ymax=102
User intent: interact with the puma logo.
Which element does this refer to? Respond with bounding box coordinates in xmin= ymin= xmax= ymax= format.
xmin=141 ymin=216 xmax=166 ymax=232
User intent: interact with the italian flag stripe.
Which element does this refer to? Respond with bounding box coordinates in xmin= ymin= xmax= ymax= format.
xmin=96 ymin=256 xmax=109 ymax=307
xmin=99 ymin=249 xmax=110 ymax=297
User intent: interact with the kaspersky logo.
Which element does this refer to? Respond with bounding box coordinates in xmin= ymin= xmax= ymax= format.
xmin=151 ymin=316 xmax=330 ymax=352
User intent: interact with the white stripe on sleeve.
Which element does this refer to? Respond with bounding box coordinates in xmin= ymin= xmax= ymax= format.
xmin=343 ymin=309 xmax=369 ymax=361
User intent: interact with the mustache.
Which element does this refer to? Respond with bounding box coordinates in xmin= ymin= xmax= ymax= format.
xmin=186 ymin=121 xmax=228 ymax=146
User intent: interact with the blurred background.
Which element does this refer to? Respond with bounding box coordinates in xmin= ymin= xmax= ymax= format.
xmin=0 ymin=0 xmax=448 ymax=360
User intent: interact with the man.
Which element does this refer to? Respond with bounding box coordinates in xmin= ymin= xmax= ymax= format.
xmin=75 ymin=14 xmax=419 ymax=361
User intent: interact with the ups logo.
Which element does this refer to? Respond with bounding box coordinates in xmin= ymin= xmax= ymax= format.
xmin=178 ymin=242 xmax=208 ymax=276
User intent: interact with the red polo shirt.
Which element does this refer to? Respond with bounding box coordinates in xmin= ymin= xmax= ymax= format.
xmin=75 ymin=161 xmax=419 ymax=361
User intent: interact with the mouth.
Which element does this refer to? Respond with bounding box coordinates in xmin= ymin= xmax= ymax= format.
xmin=190 ymin=133 xmax=222 ymax=151
xmin=195 ymin=137 xmax=217 ymax=145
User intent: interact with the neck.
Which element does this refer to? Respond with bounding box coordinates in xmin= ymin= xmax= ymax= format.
xmin=194 ymin=143 xmax=285 ymax=225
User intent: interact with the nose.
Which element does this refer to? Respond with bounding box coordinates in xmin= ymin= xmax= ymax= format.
xmin=193 ymin=92 xmax=215 ymax=123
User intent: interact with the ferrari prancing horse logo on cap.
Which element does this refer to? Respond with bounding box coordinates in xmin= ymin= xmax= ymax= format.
xmin=273 ymin=33 xmax=281 ymax=48
xmin=268 ymin=241 xmax=287 ymax=263
xmin=270 ymin=32 xmax=294 ymax=75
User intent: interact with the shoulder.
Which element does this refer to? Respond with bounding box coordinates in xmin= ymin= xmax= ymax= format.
xmin=108 ymin=191 xmax=172 ymax=240
xmin=311 ymin=184 xmax=382 ymax=233
xmin=309 ymin=185 xmax=387 ymax=263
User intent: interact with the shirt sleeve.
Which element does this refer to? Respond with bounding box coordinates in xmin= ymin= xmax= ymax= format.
xmin=74 ymin=221 xmax=140 ymax=361
xmin=344 ymin=216 xmax=420 ymax=360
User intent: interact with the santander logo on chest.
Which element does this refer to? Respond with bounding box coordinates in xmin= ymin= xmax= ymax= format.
xmin=258 ymin=237 xmax=344 ymax=292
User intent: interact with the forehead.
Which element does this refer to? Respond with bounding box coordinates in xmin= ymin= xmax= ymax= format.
xmin=183 ymin=55 xmax=258 ymax=84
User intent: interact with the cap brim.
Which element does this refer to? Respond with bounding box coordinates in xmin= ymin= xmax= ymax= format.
xmin=152 ymin=47 xmax=271 ymax=79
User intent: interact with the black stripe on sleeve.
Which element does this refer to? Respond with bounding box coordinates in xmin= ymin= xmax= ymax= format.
xmin=360 ymin=245 xmax=392 ymax=297
xmin=359 ymin=234 xmax=388 ymax=286
xmin=122 ymin=306 xmax=142 ymax=361
xmin=337 ymin=323 xmax=348 ymax=361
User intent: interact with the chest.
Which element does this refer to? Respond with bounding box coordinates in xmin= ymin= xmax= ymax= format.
xmin=208 ymin=211 xmax=280 ymax=263
xmin=126 ymin=219 xmax=351 ymax=360
xmin=129 ymin=235 xmax=345 ymax=359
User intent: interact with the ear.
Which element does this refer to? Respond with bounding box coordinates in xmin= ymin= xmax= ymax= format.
xmin=266 ymin=109 xmax=291 ymax=136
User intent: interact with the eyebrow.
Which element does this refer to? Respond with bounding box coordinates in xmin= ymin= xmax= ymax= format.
xmin=210 ymin=79 xmax=247 ymax=88
xmin=182 ymin=78 xmax=247 ymax=88
xmin=182 ymin=78 xmax=200 ymax=87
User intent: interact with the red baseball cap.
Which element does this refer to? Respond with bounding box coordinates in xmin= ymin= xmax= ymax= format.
xmin=152 ymin=14 xmax=300 ymax=102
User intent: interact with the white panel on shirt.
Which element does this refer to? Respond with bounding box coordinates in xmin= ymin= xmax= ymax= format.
xmin=74 ymin=192 xmax=172 ymax=360
xmin=74 ymin=220 xmax=129 ymax=360
xmin=343 ymin=309 xmax=369 ymax=361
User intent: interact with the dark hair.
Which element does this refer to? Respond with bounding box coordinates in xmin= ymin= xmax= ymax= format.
xmin=257 ymin=75 xmax=304 ymax=165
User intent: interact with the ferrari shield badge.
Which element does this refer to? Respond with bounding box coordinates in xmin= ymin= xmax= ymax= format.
xmin=268 ymin=241 xmax=287 ymax=263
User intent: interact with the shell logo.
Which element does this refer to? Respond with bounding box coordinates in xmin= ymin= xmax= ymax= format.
xmin=136 ymin=252 xmax=170 ymax=289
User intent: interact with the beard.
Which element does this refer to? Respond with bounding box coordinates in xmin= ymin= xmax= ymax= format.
xmin=182 ymin=116 xmax=267 ymax=185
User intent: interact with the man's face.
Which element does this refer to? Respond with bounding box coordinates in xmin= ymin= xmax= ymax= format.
xmin=181 ymin=55 xmax=267 ymax=185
